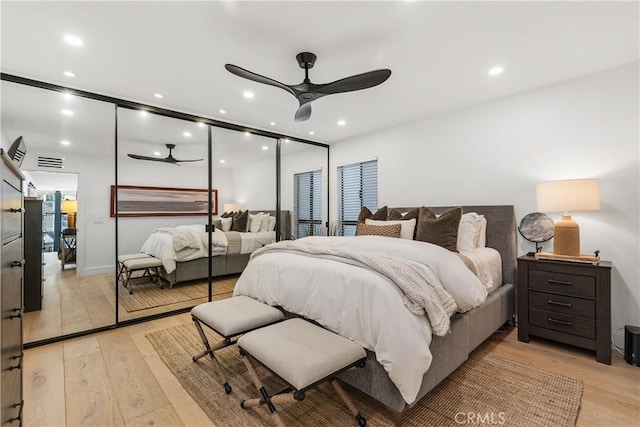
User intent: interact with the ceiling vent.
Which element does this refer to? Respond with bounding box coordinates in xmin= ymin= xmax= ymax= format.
xmin=37 ymin=156 xmax=64 ymax=169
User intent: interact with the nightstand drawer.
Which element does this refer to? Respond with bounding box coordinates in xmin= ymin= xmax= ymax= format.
xmin=529 ymin=291 xmax=595 ymax=318
xmin=529 ymin=270 xmax=595 ymax=298
xmin=529 ymin=308 xmax=595 ymax=339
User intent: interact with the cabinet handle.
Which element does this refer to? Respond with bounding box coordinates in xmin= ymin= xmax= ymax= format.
xmin=10 ymin=260 xmax=24 ymax=268
xmin=7 ymin=354 xmax=22 ymax=371
xmin=547 ymin=300 xmax=573 ymax=308
xmin=8 ymin=400 xmax=23 ymax=424
xmin=8 ymin=310 xmax=21 ymax=320
xmin=547 ymin=278 xmax=572 ymax=286
xmin=8 ymin=208 xmax=24 ymax=213
xmin=548 ymin=317 xmax=572 ymax=326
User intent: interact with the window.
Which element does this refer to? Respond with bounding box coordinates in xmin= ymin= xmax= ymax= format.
xmin=338 ymin=159 xmax=378 ymax=236
xmin=294 ymin=169 xmax=323 ymax=238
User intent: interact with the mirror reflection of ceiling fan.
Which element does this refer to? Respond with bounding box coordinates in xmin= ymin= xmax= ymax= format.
xmin=127 ymin=144 xmax=203 ymax=166
xmin=225 ymin=52 xmax=392 ymax=121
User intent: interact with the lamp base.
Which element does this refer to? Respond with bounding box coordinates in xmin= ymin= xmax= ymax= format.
xmin=553 ymin=214 xmax=580 ymax=257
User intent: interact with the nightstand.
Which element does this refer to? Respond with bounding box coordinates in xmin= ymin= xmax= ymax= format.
xmin=517 ymin=255 xmax=612 ymax=364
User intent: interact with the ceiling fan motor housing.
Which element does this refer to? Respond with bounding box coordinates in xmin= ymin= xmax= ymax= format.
xmin=296 ymin=52 xmax=317 ymax=69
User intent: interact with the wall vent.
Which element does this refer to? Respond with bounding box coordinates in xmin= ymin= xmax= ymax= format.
xmin=37 ymin=156 xmax=64 ymax=169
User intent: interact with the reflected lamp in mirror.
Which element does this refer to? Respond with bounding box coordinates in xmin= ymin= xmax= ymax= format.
xmin=223 ymin=203 xmax=243 ymax=213
xmin=536 ymin=179 xmax=600 ymax=256
xmin=61 ymin=199 xmax=78 ymax=229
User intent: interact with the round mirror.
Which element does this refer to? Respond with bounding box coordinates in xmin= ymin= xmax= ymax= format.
xmin=518 ymin=212 xmax=554 ymax=253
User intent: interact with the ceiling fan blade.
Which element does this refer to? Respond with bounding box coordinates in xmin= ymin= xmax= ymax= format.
xmin=225 ymin=64 xmax=295 ymax=96
xmin=127 ymin=154 xmax=166 ymax=162
xmin=174 ymin=158 xmax=204 ymax=163
xmin=315 ymin=69 xmax=391 ymax=95
xmin=294 ymin=103 xmax=312 ymax=122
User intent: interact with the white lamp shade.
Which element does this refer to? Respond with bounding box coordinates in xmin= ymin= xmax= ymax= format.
xmin=223 ymin=203 xmax=243 ymax=212
xmin=537 ymin=179 xmax=600 ymax=212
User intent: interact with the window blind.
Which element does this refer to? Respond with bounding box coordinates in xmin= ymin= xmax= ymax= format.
xmin=294 ymin=169 xmax=322 ymax=237
xmin=338 ymin=159 xmax=378 ymax=236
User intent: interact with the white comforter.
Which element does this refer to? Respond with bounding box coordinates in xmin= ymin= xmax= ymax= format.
xmin=140 ymin=225 xmax=275 ymax=274
xmin=233 ymin=236 xmax=487 ymax=404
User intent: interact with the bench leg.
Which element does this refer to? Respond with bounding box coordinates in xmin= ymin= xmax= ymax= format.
xmin=191 ymin=317 xmax=231 ymax=394
xmin=241 ymin=355 xmax=286 ymax=427
xmin=125 ymin=269 xmax=133 ymax=294
xmin=332 ymin=380 xmax=366 ymax=427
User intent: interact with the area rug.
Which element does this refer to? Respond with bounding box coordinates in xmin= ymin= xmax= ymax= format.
xmin=115 ymin=276 xmax=236 ymax=312
xmin=146 ymin=324 xmax=583 ymax=427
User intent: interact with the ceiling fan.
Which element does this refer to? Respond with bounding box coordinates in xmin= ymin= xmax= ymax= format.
xmin=225 ymin=52 xmax=391 ymax=121
xmin=127 ymin=144 xmax=203 ymax=166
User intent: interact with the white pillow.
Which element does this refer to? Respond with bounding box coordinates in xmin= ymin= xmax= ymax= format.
xmin=267 ymin=216 xmax=276 ymax=232
xmin=365 ymin=218 xmax=416 ymax=240
xmin=248 ymin=212 xmax=265 ymax=233
xmin=456 ymin=213 xmax=486 ymax=251
xmin=476 ymin=215 xmax=487 ymax=247
xmin=259 ymin=214 xmax=271 ymax=232
xmin=220 ymin=217 xmax=232 ymax=232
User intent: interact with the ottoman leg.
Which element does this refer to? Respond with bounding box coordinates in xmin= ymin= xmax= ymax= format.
xmin=332 ymin=379 xmax=366 ymax=427
xmin=241 ymin=355 xmax=285 ymax=427
xmin=192 ymin=317 xmax=231 ymax=394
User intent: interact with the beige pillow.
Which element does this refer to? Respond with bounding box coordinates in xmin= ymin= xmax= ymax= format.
xmin=356 ymin=222 xmax=401 ymax=238
xmin=416 ymin=207 xmax=462 ymax=252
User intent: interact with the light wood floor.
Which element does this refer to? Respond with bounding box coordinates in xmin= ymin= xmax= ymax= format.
xmin=23 ymin=308 xmax=640 ymax=426
xmin=23 ymin=252 xmax=233 ymax=344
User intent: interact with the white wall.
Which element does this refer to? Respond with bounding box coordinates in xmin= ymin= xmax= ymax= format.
xmin=330 ymin=62 xmax=640 ymax=336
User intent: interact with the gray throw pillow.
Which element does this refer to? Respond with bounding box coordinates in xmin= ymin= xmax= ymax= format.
xmin=416 ymin=207 xmax=462 ymax=252
xmin=231 ymin=210 xmax=249 ymax=232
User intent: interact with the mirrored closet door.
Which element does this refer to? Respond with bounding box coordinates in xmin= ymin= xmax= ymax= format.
xmin=116 ymin=108 xmax=209 ymax=320
xmin=1 ymin=80 xmax=117 ymax=344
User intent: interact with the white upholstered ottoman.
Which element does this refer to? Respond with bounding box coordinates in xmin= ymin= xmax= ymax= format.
xmin=117 ymin=254 xmax=162 ymax=294
xmin=191 ymin=296 xmax=284 ymax=394
xmin=238 ymin=318 xmax=367 ymax=427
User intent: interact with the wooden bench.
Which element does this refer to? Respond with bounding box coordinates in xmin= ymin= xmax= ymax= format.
xmin=117 ymin=254 xmax=162 ymax=294
xmin=238 ymin=318 xmax=368 ymax=426
xmin=191 ymin=296 xmax=284 ymax=394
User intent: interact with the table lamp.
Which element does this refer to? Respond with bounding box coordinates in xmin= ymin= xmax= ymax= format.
xmin=223 ymin=203 xmax=243 ymax=213
xmin=536 ymin=179 xmax=600 ymax=257
xmin=61 ymin=199 xmax=78 ymax=229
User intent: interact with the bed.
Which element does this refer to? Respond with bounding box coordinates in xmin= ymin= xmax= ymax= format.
xmin=232 ymin=205 xmax=516 ymax=426
xmin=140 ymin=210 xmax=291 ymax=288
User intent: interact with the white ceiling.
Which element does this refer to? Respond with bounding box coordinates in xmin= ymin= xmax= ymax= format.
xmin=1 ymin=1 xmax=638 ymax=144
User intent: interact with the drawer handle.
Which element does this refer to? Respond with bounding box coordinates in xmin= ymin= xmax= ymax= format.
xmin=548 ymin=317 xmax=572 ymax=326
xmin=547 ymin=300 xmax=573 ymax=308
xmin=547 ymin=278 xmax=573 ymax=286
xmin=8 ymin=354 xmax=22 ymax=371
xmin=10 ymin=260 xmax=24 ymax=268
xmin=8 ymin=310 xmax=21 ymax=320
xmin=8 ymin=400 xmax=23 ymax=424
xmin=8 ymin=208 xmax=24 ymax=213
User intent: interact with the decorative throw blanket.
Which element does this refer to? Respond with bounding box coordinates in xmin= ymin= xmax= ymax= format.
xmin=153 ymin=228 xmax=202 ymax=251
xmin=252 ymin=240 xmax=457 ymax=336
xmin=224 ymin=231 xmax=242 ymax=255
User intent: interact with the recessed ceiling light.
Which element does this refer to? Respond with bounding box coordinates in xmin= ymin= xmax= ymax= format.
xmin=153 ymin=151 xmax=162 ymax=156
xmin=60 ymin=140 xmax=71 ymax=146
xmin=245 ymin=131 xmax=251 ymax=136
xmin=283 ymin=139 xmax=290 ymax=143
xmin=62 ymin=92 xmax=73 ymax=100
xmin=262 ymin=146 xmax=269 ymax=151
xmin=183 ymin=131 xmax=192 ymax=137
xmin=64 ymin=35 xmax=83 ymax=47
xmin=139 ymin=110 xmax=148 ymax=116
xmin=63 ymin=71 xmax=76 ymax=78
xmin=243 ymin=91 xmax=254 ymax=99
xmin=308 ymin=131 xmax=315 ymax=135
xmin=219 ymin=109 xmax=227 ymax=114
xmin=154 ymin=93 xmax=164 ymax=99
xmin=337 ymin=120 xmax=346 ymax=126
xmin=488 ymin=66 xmax=504 ymax=77
xmin=220 ymin=159 xmax=226 ymax=164
xmin=269 ymin=121 xmax=276 ymax=126
xmin=198 ymin=122 xmax=205 ymax=128
xmin=61 ymin=109 xmax=74 ymax=116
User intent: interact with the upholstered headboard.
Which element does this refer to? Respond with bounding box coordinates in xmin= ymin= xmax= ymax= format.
xmin=392 ymin=205 xmax=517 ymax=285
xmin=249 ymin=210 xmax=291 ymax=242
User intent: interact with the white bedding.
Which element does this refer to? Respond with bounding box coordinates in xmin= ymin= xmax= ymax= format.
xmin=140 ymin=225 xmax=275 ymax=274
xmin=460 ymin=247 xmax=502 ymax=293
xmin=233 ymin=236 xmax=487 ymax=404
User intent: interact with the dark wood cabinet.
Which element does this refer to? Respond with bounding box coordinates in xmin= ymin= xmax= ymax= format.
xmin=24 ymin=199 xmax=43 ymax=312
xmin=0 ymin=149 xmax=24 ymax=425
xmin=517 ymin=255 xmax=612 ymax=364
